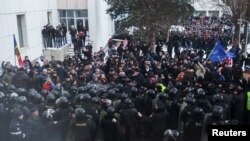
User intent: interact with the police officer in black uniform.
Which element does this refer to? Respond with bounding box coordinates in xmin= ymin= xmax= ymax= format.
xmin=25 ymin=107 xmax=44 ymax=141
xmin=182 ymin=107 xmax=205 ymax=141
xmin=0 ymin=102 xmax=11 ymax=141
xmin=149 ymin=98 xmax=171 ymax=141
xmin=101 ymin=106 xmax=124 ymax=141
xmin=207 ymin=106 xmax=225 ymax=125
xmin=195 ymin=88 xmax=212 ymax=113
xmin=10 ymin=110 xmax=26 ymax=141
xmin=119 ymin=98 xmax=141 ymax=141
xmin=69 ymin=108 xmax=96 ymax=141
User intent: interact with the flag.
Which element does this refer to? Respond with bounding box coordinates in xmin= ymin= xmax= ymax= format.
xmin=14 ymin=35 xmax=24 ymax=67
xmin=209 ymin=42 xmax=228 ymax=62
xmin=227 ymin=52 xmax=236 ymax=58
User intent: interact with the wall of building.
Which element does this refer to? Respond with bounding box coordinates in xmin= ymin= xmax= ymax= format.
xmin=190 ymin=0 xmax=225 ymax=17
xmin=88 ymin=0 xmax=115 ymax=52
xmin=57 ymin=0 xmax=88 ymax=10
xmin=0 ymin=0 xmax=58 ymax=65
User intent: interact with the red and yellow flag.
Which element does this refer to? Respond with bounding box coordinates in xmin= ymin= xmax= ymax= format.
xmin=13 ymin=35 xmax=24 ymax=67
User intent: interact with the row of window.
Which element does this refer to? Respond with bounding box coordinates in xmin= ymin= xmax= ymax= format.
xmin=58 ymin=10 xmax=89 ymax=32
xmin=59 ymin=10 xmax=88 ymax=18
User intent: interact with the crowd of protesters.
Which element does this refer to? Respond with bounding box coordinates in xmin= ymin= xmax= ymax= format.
xmin=165 ymin=15 xmax=240 ymax=59
xmin=41 ymin=22 xmax=87 ymax=49
xmin=0 ymin=15 xmax=250 ymax=141
xmin=42 ymin=23 xmax=68 ymax=48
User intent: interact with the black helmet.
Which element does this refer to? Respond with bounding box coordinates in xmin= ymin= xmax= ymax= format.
xmin=196 ymin=88 xmax=205 ymax=99
xmin=17 ymin=96 xmax=27 ymax=105
xmin=175 ymin=81 xmax=183 ymax=89
xmin=42 ymin=108 xmax=55 ymax=119
xmin=61 ymin=91 xmax=71 ymax=100
xmin=56 ymin=96 xmax=69 ymax=108
xmin=157 ymin=92 xmax=167 ymax=102
xmin=168 ymin=88 xmax=178 ymax=97
xmin=99 ymin=88 xmax=107 ymax=96
xmin=91 ymin=97 xmax=99 ymax=104
xmin=154 ymin=99 xmax=165 ymax=110
xmin=118 ymin=92 xmax=128 ymax=100
xmin=192 ymin=107 xmax=204 ymax=121
xmin=7 ymin=85 xmax=16 ymax=91
xmin=32 ymin=93 xmax=43 ymax=105
xmin=40 ymin=89 xmax=49 ymax=96
xmin=164 ymin=129 xmax=179 ymax=141
xmin=124 ymin=98 xmax=133 ymax=108
xmin=46 ymin=93 xmax=56 ymax=104
xmin=75 ymin=108 xmax=86 ymax=120
xmin=75 ymin=94 xmax=91 ymax=104
xmin=112 ymin=87 xmax=120 ymax=93
xmin=81 ymin=94 xmax=91 ymax=103
xmin=130 ymin=87 xmax=138 ymax=96
xmin=185 ymin=94 xmax=196 ymax=105
xmin=16 ymin=88 xmax=27 ymax=96
xmin=212 ymin=105 xmax=224 ymax=119
xmin=116 ymin=83 xmax=124 ymax=91
xmin=51 ymin=90 xmax=60 ymax=97
xmin=106 ymin=106 xmax=115 ymax=117
xmin=89 ymin=88 xmax=98 ymax=97
xmin=70 ymin=86 xmax=78 ymax=95
xmin=213 ymin=94 xmax=224 ymax=104
xmin=7 ymin=85 xmax=16 ymax=93
xmin=102 ymin=98 xmax=112 ymax=107
xmin=21 ymin=106 xmax=31 ymax=118
xmin=89 ymin=84 xmax=98 ymax=90
xmin=78 ymin=86 xmax=86 ymax=93
xmin=28 ymin=89 xmax=38 ymax=98
xmin=146 ymin=89 xmax=156 ymax=98
xmin=10 ymin=92 xmax=19 ymax=102
xmin=107 ymin=89 xmax=116 ymax=99
xmin=74 ymin=94 xmax=83 ymax=105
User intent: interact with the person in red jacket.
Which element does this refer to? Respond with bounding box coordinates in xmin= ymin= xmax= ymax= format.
xmin=42 ymin=78 xmax=55 ymax=91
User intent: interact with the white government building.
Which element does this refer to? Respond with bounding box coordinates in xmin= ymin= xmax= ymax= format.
xmin=0 ymin=0 xmax=115 ymax=64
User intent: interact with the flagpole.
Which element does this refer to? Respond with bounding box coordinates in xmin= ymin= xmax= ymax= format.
xmin=13 ymin=34 xmax=17 ymax=67
xmin=204 ymin=42 xmax=218 ymax=64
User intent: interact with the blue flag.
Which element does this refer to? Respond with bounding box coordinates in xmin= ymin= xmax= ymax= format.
xmin=209 ymin=42 xmax=228 ymax=62
xmin=227 ymin=52 xmax=236 ymax=58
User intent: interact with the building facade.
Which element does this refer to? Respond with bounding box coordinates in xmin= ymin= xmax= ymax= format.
xmin=0 ymin=0 xmax=115 ymax=65
xmin=188 ymin=0 xmax=230 ymax=17
xmin=0 ymin=0 xmax=58 ymax=64
xmin=57 ymin=0 xmax=115 ymax=52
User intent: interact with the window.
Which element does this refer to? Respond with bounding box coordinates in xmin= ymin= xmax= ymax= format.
xmin=47 ymin=12 xmax=52 ymax=24
xmin=59 ymin=10 xmax=66 ymax=17
xmin=60 ymin=19 xmax=67 ymax=25
xmin=17 ymin=15 xmax=28 ymax=47
xmin=76 ymin=10 xmax=88 ymax=17
xmin=67 ymin=19 xmax=75 ymax=30
xmin=85 ymin=19 xmax=89 ymax=31
xmin=67 ymin=10 xmax=74 ymax=17
xmin=58 ymin=10 xmax=89 ymax=32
